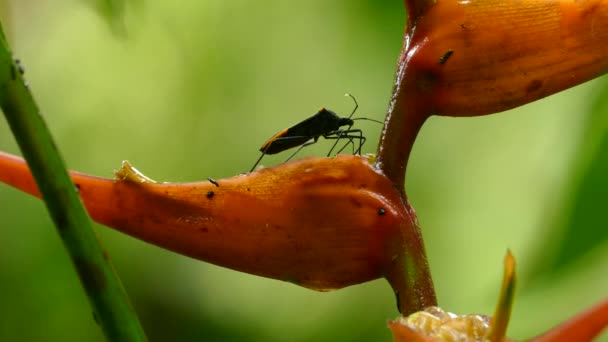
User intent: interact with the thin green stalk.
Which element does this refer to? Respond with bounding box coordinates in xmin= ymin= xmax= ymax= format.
xmin=0 ymin=24 xmax=147 ymax=341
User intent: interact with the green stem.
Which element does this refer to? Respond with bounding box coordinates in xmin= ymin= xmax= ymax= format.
xmin=384 ymin=202 xmax=437 ymax=315
xmin=0 ymin=24 xmax=147 ymax=341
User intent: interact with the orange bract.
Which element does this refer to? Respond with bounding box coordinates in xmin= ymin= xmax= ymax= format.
xmin=0 ymin=151 xmax=436 ymax=313
xmin=405 ymin=0 xmax=608 ymax=117
xmin=528 ymin=298 xmax=608 ymax=342
xmin=0 ymin=152 xmax=412 ymax=291
xmin=379 ymin=0 xmax=608 ymax=193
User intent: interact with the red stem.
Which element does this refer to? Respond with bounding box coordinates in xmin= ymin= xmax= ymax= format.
xmin=376 ymin=16 xmax=437 ymax=313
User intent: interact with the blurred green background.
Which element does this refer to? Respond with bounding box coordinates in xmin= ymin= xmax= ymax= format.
xmin=0 ymin=1 xmax=607 ymax=341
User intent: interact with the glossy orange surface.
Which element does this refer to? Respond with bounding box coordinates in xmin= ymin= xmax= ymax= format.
xmin=408 ymin=0 xmax=608 ymax=116
xmin=0 ymin=152 xmax=405 ymax=290
xmin=378 ymin=0 xmax=608 ymax=185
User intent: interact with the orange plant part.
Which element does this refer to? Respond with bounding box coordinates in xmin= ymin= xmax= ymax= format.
xmin=388 ymin=300 xmax=608 ymax=341
xmin=3 ymin=0 xmax=608 ymax=328
xmin=389 ymin=251 xmax=607 ymax=341
xmin=528 ymin=298 xmax=608 ymax=342
xmin=0 ymin=151 xmax=435 ymax=314
xmin=389 ymin=321 xmax=437 ymax=342
xmin=378 ymin=0 xmax=608 ymax=188
xmin=408 ymin=0 xmax=608 ymax=117
xmin=486 ymin=251 xmax=516 ymax=342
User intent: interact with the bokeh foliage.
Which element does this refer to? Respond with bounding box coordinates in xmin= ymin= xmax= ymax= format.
xmin=0 ymin=1 xmax=606 ymax=341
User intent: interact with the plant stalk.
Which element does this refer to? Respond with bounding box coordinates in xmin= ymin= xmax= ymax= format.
xmin=0 ymin=23 xmax=146 ymax=341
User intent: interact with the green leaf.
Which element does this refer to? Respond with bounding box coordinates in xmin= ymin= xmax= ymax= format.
xmin=84 ymin=0 xmax=138 ymax=34
xmin=540 ymin=79 xmax=608 ymax=274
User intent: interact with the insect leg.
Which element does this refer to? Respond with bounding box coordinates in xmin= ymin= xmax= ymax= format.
xmin=326 ymin=127 xmax=352 ymax=156
xmin=336 ymin=132 xmax=356 ymax=155
xmin=336 ymin=135 xmax=358 ymax=154
xmin=324 ymin=129 xmax=366 ymax=156
xmin=337 ymin=130 xmax=365 ymax=154
xmin=353 ymin=130 xmax=366 ymax=154
xmin=250 ymin=136 xmax=317 ymax=172
xmin=250 ymin=152 xmax=267 ymax=172
xmin=284 ymin=137 xmax=318 ymax=162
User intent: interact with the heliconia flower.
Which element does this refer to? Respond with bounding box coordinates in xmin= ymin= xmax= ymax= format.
xmin=398 ymin=0 xmax=608 ymax=118
xmin=389 ymin=251 xmax=608 ymax=341
xmin=0 ymin=151 xmax=435 ymax=315
xmin=2 ymin=0 xmax=607 ymax=328
xmin=378 ymin=0 xmax=608 ymax=185
xmin=378 ymin=0 xmax=608 ymax=336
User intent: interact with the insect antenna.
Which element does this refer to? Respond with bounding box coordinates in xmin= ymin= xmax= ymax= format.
xmin=344 ymin=94 xmax=383 ymax=124
xmin=353 ymin=117 xmax=383 ymax=124
xmin=324 ymin=94 xmax=382 ymax=157
xmin=344 ymin=93 xmax=359 ymax=120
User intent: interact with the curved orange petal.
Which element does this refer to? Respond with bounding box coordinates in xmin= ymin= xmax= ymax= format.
xmin=379 ymin=0 xmax=608 ymax=183
xmin=0 ymin=151 xmax=435 ymax=313
xmin=407 ymin=0 xmax=608 ymax=117
xmin=527 ymin=298 xmax=608 ymax=342
xmin=389 ymin=319 xmax=438 ymax=342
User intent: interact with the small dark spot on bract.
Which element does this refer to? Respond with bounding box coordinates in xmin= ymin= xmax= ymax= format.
xmin=580 ymin=1 xmax=600 ymax=19
xmin=438 ymin=49 xmax=453 ymax=65
xmin=416 ymin=70 xmax=438 ymax=92
xmin=206 ymin=191 xmax=214 ymax=199
xmin=378 ymin=208 xmax=386 ymax=216
xmin=200 ymin=227 xmax=208 ymax=233
xmin=74 ymin=258 xmax=107 ymax=292
xmin=526 ymin=79 xmax=543 ymax=93
xmin=350 ymin=197 xmax=362 ymax=208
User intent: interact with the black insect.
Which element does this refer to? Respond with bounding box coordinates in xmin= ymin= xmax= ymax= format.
xmin=250 ymin=94 xmax=381 ymax=172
